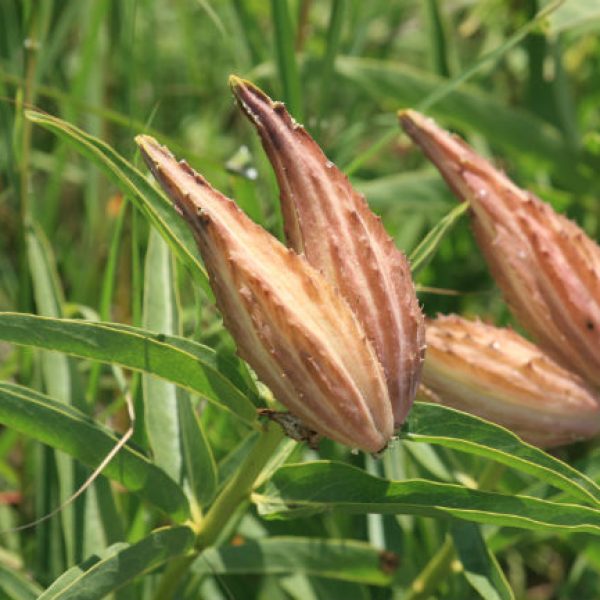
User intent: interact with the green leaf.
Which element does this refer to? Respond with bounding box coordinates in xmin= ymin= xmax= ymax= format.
xmin=270 ymin=0 xmax=302 ymax=120
xmin=0 ymin=313 xmax=257 ymax=425
xmin=405 ymin=402 xmax=600 ymax=507
xmin=38 ymin=543 xmax=128 ymax=600
xmin=317 ymin=0 xmax=346 ymax=121
xmin=548 ymin=0 xmax=600 ymax=34
xmin=451 ymin=522 xmax=515 ymax=600
xmin=353 ymin=169 xmax=452 ymax=212
xmin=0 ymin=381 xmax=189 ymax=521
xmin=142 ymin=229 xmax=181 ymax=481
xmin=25 ymin=110 xmax=210 ymax=295
xmin=408 ymin=202 xmax=470 ymax=275
xmin=255 ymin=461 xmax=600 ymax=534
xmin=39 ymin=526 xmax=194 ymax=600
xmin=335 ymin=56 xmax=581 ymax=188
xmin=0 ymin=561 xmax=43 ymax=600
xmin=192 ymin=536 xmax=398 ymax=586
xmin=26 ymin=222 xmax=76 ymax=566
xmin=178 ymin=394 xmax=217 ymax=507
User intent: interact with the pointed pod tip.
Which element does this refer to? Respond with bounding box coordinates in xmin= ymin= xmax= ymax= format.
xmin=228 ymin=74 xmax=245 ymax=91
xmin=134 ymin=133 xmax=158 ymax=149
xmin=134 ymin=134 xmax=170 ymax=165
xmin=397 ymin=108 xmax=416 ymax=120
xmin=228 ymin=74 xmax=265 ymax=100
xmin=398 ymin=109 xmax=431 ymax=138
xmin=229 ymin=75 xmax=276 ymax=125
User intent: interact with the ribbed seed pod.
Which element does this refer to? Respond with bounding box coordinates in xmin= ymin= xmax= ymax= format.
xmin=136 ymin=135 xmax=394 ymax=453
xmin=400 ymin=109 xmax=600 ymax=388
xmin=423 ymin=315 xmax=600 ymax=448
xmin=230 ymin=76 xmax=425 ymax=426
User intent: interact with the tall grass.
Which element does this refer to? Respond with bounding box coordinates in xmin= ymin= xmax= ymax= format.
xmin=1 ymin=1 xmax=600 ymax=598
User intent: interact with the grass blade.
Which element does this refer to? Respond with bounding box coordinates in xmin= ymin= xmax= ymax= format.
xmin=271 ymin=0 xmax=303 ymax=120
xmin=25 ymin=110 xmax=210 ymax=295
xmin=0 ymin=313 xmax=257 ymax=425
xmin=26 ymin=223 xmax=76 ymax=566
xmin=38 ymin=527 xmax=194 ymax=600
xmin=451 ymin=522 xmax=515 ymax=600
xmin=0 ymin=561 xmax=43 ymax=599
xmin=317 ymin=0 xmax=346 ymax=122
xmin=0 ymin=382 xmax=190 ymax=521
xmin=142 ymin=229 xmax=182 ymax=481
xmin=336 ymin=57 xmax=580 ymax=187
xmin=178 ymin=394 xmax=217 ymax=508
xmin=409 ymin=203 xmax=469 ymax=276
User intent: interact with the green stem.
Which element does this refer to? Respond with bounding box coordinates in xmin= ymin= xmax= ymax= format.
xmin=151 ymin=555 xmax=195 ymax=600
xmin=195 ymin=422 xmax=284 ymax=550
xmin=404 ymin=536 xmax=456 ymax=600
xmin=152 ymin=423 xmax=284 ymax=599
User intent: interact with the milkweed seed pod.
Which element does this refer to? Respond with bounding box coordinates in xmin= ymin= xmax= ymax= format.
xmin=230 ymin=76 xmax=425 ymax=426
xmin=136 ymin=135 xmax=394 ymax=453
xmin=400 ymin=110 xmax=600 ymax=388
xmin=423 ymin=315 xmax=600 ymax=448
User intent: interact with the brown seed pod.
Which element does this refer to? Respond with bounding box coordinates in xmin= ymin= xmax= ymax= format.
xmin=400 ymin=109 xmax=600 ymax=388
xmin=231 ymin=76 xmax=425 ymax=426
xmin=423 ymin=315 xmax=600 ymax=447
xmin=136 ymin=135 xmax=394 ymax=452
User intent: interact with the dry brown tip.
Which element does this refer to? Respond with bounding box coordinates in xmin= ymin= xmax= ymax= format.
xmin=135 ymin=134 xmax=172 ymax=165
xmin=134 ymin=134 xmax=205 ymax=228
xmin=397 ymin=109 xmax=423 ymax=136
xmin=229 ymin=74 xmax=276 ymax=126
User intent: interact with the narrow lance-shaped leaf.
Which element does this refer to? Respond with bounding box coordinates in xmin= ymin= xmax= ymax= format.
xmin=0 ymin=313 xmax=257 ymax=425
xmin=39 ymin=526 xmax=194 ymax=600
xmin=142 ymin=228 xmax=182 ymax=481
xmin=450 ymin=522 xmax=515 ymax=600
xmin=0 ymin=382 xmax=190 ymax=521
xmin=409 ymin=202 xmax=469 ymax=275
xmin=230 ymin=76 xmax=425 ymax=427
xmin=334 ymin=56 xmax=580 ymax=188
xmin=192 ymin=536 xmax=399 ymax=586
xmin=405 ymin=402 xmax=600 ymax=507
xmin=178 ymin=394 xmax=218 ymax=508
xmin=25 ymin=110 xmax=210 ymax=294
xmin=27 ymin=222 xmax=77 ymax=566
xmin=255 ymin=461 xmax=600 ymax=535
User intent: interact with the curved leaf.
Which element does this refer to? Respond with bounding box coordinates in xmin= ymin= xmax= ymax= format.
xmin=335 ymin=56 xmax=583 ymax=189
xmin=408 ymin=203 xmax=469 ymax=275
xmin=0 ymin=382 xmax=189 ymax=521
xmin=549 ymin=0 xmax=600 ymax=34
xmin=25 ymin=110 xmax=210 ymax=294
xmin=192 ymin=536 xmax=398 ymax=586
xmin=255 ymin=461 xmax=600 ymax=535
xmin=405 ymin=402 xmax=600 ymax=507
xmin=0 ymin=313 xmax=257 ymax=425
xmin=39 ymin=527 xmax=194 ymax=600
xmin=0 ymin=561 xmax=43 ymax=600
xmin=451 ymin=522 xmax=515 ymax=600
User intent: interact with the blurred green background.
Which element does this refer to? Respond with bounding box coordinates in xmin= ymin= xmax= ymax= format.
xmin=2 ymin=1 xmax=600 ymax=598
xmin=3 ymin=0 xmax=600 ymax=328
